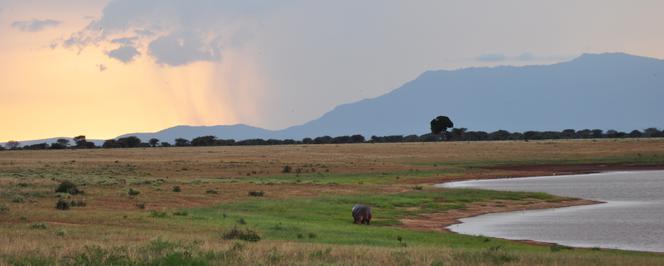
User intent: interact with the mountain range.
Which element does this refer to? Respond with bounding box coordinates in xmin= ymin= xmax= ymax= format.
xmin=7 ymin=52 xmax=664 ymax=146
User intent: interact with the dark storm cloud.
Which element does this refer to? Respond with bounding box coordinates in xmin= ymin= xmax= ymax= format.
xmin=148 ymin=31 xmax=220 ymax=66
xmin=62 ymin=0 xmax=282 ymax=66
xmin=11 ymin=19 xmax=62 ymax=32
xmin=106 ymin=45 xmax=140 ymax=63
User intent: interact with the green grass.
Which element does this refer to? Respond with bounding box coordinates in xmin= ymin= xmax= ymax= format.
xmin=185 ymin=188 xmax=557 ymax=249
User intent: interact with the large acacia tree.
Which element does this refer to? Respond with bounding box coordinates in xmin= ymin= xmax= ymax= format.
xmin=430 ymin=116 xmax=454 ymax=140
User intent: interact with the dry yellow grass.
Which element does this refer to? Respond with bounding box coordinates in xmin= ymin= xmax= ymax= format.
xmin=1 ymin=139 xmax=664 ymax=265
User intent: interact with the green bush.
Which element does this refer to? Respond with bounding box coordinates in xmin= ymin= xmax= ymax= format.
xmin=0 ymin=205 xmax=9 ymax=214
xmin=149 ymin=211 xmax=167 ymax=218
xmin=222 ymin=227 xmax=261 ymax=242
xmin=55 ymin=229 xmax=67 ymax=237
xmin=30 ymin=223 xmax=48 ymax=230
xmin=55 ymin=181 xmax=82 ymax=195
xmin=56 ymin=199 xmax=70 ymax=210
xmin=128 ymin=188 xmax=140 ymax=196
xmin=282 ymin=165 xmax=292 ymax=173
xmin=70 ymin=200 xmax=86 ymax=207
xmin=11 ymin=195 xmax=25 ymax=203
xmin=172 ymin=211 xmax=188 ymax=216
xmin=205 ymin=189 xmax=218 ymax=194
xmin=248 ymin=191 xmax=265 ymax=197
xmin=172 ymin=186 xmax=182 ymax=192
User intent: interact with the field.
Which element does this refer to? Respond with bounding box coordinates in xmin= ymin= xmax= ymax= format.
xmin=1 ymin=139 xmax=664 ymax=265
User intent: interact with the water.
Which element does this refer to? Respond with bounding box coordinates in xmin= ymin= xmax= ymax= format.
xmin=440 ymin=171 xmax=664 ymax=252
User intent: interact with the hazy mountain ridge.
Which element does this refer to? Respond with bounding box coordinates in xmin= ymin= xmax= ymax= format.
xmin=5 ymin=52 xmax=663 ymax=146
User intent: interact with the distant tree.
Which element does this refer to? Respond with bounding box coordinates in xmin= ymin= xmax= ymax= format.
xmin=591 ymin=129 xmax=604 ymax=139
xmin=576 ymin=129 xmax=593 ymax=139
xmin=73 ymin=135 xmax=87 ymax=147
xmin=5 ymin=141 xmax=20 ymax=150
xmin=489 ymin=130 xmax=510 ymax=141
xmin=174 ymin=138 xmax=190 ymax=147
xmin=606 ymin=130 xmax=620 ymax=138
xmin=49 ymin=143 xmax=66 ymax=149
xmin=117 ymin=136 xmax=142 ymax=148
xmin=643 ymin=128 xmax=662 ymax=138
xmin=524 ymin=131 xmax=539 ymax=141
xmin=561 ymin=129 xmax=576 ymax=139
xmin=430 ymin=116 xmax=454 ymax=140
xmin=509 ymin=132 xmax=524 ymax=140
xmin=404 ymin=135 xmax=420 ymax=142
xmin=419 ymin=133 xmax=439 ymax=142
xmin=149 ymin=138 xmax=160 ymax=147
xmin=160 ymin=142 xmax=172 ymax=147
xmin=451 ymin=128 xmax=468 ymax=141
xmin=629 ymin=130 xmax=643 ymax=138
xmin=192 ymin=136 xmax=217 ymax=146
xmin=0 ymin=145 xmax=5 ymax=151
xmin=215 ymin=139 xmax=236 ymax=146
xmin=332 ymin=136 xmax=352 ymax=144
xmin=302 ymin=138 xmax=313 ymax=144
xmin=56 ymin=138 xmax=70 ymax=147
xmin=313 ymin=136 xmax=333 ymax=144
xmin=350 ymin=134 xmax=365 ymax=143
xmin=24 ymin=143 xmax=49 ymax=150
xmin=102 ymin=139 xmax=120 ymax=148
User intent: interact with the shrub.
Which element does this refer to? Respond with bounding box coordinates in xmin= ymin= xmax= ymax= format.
xmin=282 ymin=165 xmax=292 ymax=173
xmin=172 ymin=186 xmax=181 ymax=192
xmin=56 ymin=229 xmax=67 ymax=237
xmin=70 ymin=200 xmax=86 ymax=207
xmin=172 ymin=211 xmax=188 ymax=216
xmin=236 ymin=218 xmax=247 ymax=225
xmin=11 ymin=195 xmax=25 ymax=203
xmin=55 ymin=181 xmax=82 ymax=195
xmin=413 ymin=185 xmax=423 ymax=190
xmin=56 ymin=199 xmax=70 ymax=210
xmin=0 ymin=205 xmax=8 ymax=214
xmin=30 ymin=223 xmax=48 ymax=230
xmin=149 ymin=211 xmax=167 ymax=218
xmin=248 ymin=191 xmax=264 ymax=197
xmin=222 ymin=227 xmax=261 ymax=242
xmin=128 ymin=188 xmax=140 ymax=196
xmin=307 ymin=232 xmax=317 ymax=239
xmin=205 ymin=189 xmax=218 ymax=194
xmin=136 ymin=202 xmax=146 ymax=209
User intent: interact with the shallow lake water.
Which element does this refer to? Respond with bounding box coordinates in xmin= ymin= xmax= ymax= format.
xmin=440 ymin=171 xmax=664 ymax=252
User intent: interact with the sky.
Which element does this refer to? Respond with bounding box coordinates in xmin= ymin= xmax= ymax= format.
xmin=1 ymin=0 xmax=663 ymax=141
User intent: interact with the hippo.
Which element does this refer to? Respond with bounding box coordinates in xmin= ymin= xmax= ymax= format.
xmin=352 ymin=204 xmax=372 ymax=225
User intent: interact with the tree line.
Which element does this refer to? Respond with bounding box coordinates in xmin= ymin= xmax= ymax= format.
xmin=3 ymin=128 xmax=663 ymax=151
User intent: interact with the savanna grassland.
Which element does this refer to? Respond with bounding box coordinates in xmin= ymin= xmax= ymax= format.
xmin=2 ymin=139 xmax=664 ymax=265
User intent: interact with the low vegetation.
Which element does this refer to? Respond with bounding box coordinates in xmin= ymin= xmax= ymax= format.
xmin=1 ymin=139 xmax=664 ymax=265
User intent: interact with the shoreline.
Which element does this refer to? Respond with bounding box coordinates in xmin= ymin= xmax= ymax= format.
xmin=401 ymin=164 xmax=664 ymax=248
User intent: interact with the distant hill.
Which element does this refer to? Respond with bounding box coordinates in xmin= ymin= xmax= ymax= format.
xmin=276 ymin=52 xmax=664 ymax=138
xmin=116 ymin=124 xmax=278 ymax=143
xmin=6 ymin=52 xmax=663 ymax=146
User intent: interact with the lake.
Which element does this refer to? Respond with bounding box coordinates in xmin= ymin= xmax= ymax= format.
xmin=441 ymin=170 xmax=664 ymax=252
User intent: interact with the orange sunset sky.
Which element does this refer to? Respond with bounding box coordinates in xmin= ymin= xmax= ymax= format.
xmin=1 ymin=0 xmax=663 ymax=141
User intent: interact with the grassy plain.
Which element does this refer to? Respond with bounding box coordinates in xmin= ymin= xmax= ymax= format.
xmin=1 ymin=139 xmax=664 ymax=265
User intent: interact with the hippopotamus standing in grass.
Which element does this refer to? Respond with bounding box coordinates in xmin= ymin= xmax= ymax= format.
xmin=352 ymin=204 xmax=372 ymax=225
